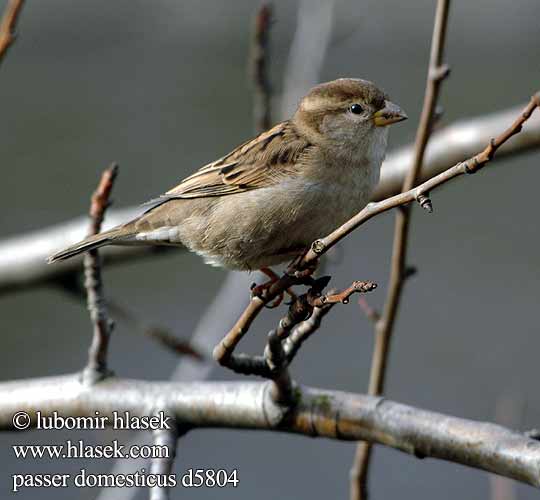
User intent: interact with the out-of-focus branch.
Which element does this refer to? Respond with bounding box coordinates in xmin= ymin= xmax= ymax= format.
xmin=0 ymin=206 xmax=165 ymax=295
xmin=251 ymin=2 xmax=272 ymax=132
xmin=0 ymin=0 xmax=24 ymax=65
xmin=82 ymin=164 xmax=118 ymax=383
xmin=1 ymin=374 xmax=540 ymax=488
xmin=280 ymin=0 xmax=336 ymax=116
xmin=94 ymin=273 xmax=253 ymax=500
xmin=149 ymin=426 xmax=180 ymax=500
xmin=351 ymin=1 xmax=451 ymax=497
xmin=0 ymin=104 xmax=538 ymax=296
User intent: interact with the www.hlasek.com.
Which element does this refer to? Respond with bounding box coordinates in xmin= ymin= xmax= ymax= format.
xmin=11 ymin=410 xmax=239 ymax=492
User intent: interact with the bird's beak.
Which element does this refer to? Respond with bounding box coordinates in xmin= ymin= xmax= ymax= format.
xmin=373 ymin=101 xmax=408 ymax=127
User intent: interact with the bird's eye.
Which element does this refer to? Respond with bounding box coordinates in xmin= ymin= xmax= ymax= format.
xmin=349 ymin=103 xmax=363 ymax=114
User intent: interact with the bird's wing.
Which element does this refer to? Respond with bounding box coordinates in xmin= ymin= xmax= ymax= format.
xmin=150 ymin=121 xmax=312 ymax=202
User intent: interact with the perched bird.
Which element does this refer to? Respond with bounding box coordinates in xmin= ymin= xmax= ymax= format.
xmin=48 ymin=78 xmax=406 ymax=273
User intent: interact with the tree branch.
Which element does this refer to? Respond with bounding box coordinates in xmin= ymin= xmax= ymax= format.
xmin=215 ymin=277 xmax=376 ymax=405
xmin=82 ymin=164 xmax=119 ymax=384
xmin=0 ymin=0 xmax=24 ymax=66
xmin=351 ymin=1 xmax=451 ymax=497
xmin=1 ymin=374 xmax=539 ymax=488
xmin=149 ymin=425 xmax=180 ymax=500
xmin=251 ymin=2 xmax=272 ymax=133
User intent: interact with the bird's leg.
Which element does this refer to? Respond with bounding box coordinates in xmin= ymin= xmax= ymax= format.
xmin=286 ymin=252 xmax=320 ymax=281
xmin=251 ymin=267 xmax=297 ymax=308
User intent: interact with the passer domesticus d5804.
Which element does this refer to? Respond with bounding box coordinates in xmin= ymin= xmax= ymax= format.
xmin=48 ymin=78 xmax=406 ymax=271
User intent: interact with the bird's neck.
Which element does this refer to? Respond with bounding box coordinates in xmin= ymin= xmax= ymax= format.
xmin=322 ymin=126 xmax=388 ymax=171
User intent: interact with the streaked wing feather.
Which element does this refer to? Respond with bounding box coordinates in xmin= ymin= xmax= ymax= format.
xmin=152 ymin=121 xmax=310 ymax=201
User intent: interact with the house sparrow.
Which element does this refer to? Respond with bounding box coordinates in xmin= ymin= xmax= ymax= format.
xmin=48 ymin=78 xmax=406 ymax=272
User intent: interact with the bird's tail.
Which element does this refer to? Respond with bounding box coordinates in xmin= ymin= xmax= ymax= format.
xmin=47 ymin=227 xmax=128 ymax=264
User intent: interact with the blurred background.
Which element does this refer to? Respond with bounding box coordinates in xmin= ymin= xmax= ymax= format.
xmin=1 ymin=0 xmax=539 ymax=498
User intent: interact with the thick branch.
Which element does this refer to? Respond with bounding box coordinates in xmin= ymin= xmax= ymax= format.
xmin=0 ymin=374 xmax=539 ymax=488
xmin=214 ymin=91 xmax=540 ymax=365
xmin=250 ymin=3 xmax=272 ymax=133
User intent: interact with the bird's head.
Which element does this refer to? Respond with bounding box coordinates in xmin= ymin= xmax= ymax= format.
xmin=293 ymin=78 xmax=407 ymax=152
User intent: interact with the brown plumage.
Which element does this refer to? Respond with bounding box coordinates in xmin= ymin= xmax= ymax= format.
xmin=160 ymin=121 xmax=311 ymax=200
xmin=48 ymin=78 xmax=406 ymax=271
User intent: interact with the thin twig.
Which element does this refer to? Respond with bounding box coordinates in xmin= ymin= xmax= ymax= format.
xmin=82 ymin=163 xmax=119 ymax=384
xmin=350 ymin=1 xmax=452 ymax=497
xmin=282 ymin=302 xmax=335 ymax=360
xmin=358 ymin=297 xmax=380 ymax=323
xmin=215 ymin=276 xmax=377 ymax=406
xmin=213 ymin=275 xmax=324 ymax=372
xmin=146 ymin=327 xmax=204 ymax=360
xmin=251 ymin=3 xmax=272 ymax=133
xmin=0 ymin=0 xmax=24 ymax=66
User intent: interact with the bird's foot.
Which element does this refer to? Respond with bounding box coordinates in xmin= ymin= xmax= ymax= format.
xmin=251 ymin=267 xmax=297 ymax=308
xmin=286 ymin=254 xmax=319 ymax=282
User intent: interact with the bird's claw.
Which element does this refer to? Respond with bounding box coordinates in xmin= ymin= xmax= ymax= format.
xmin=251 ymin=280 xmax=297 ymax=309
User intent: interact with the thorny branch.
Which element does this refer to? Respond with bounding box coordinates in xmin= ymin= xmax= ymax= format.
xmin=0 ymin=0 xmax=24 ymax=65
xmin=82 ymin=164 xmax=118 ymax=384
xmin=351 ymin=1 xmax=451 ymax=497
